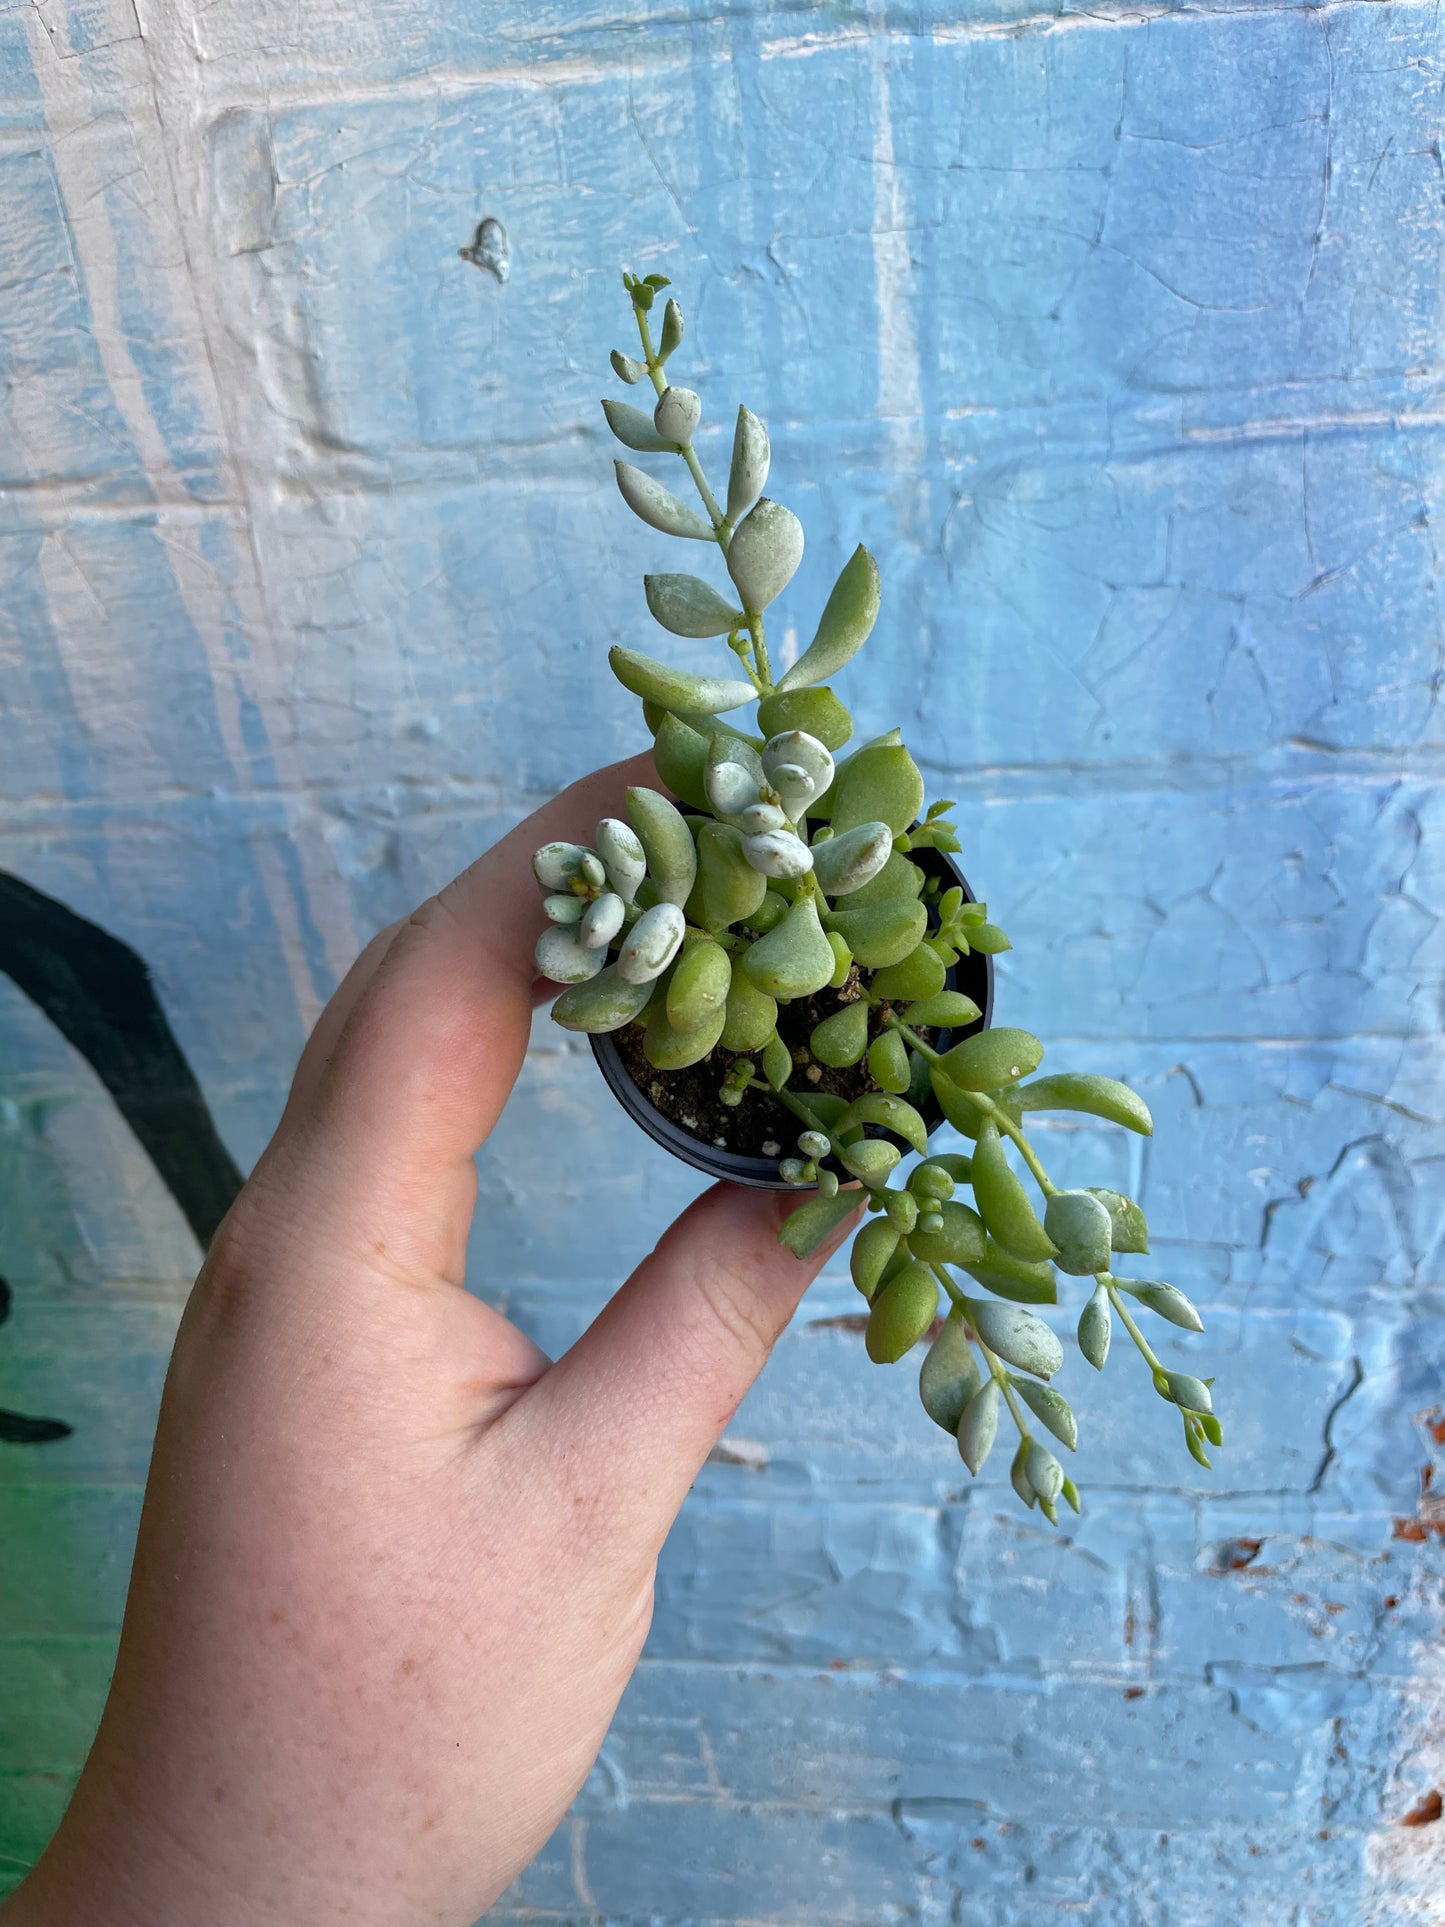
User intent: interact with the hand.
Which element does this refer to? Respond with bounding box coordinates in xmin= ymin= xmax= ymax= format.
xmin=2 ymin=755 xmax=856 ymax=1927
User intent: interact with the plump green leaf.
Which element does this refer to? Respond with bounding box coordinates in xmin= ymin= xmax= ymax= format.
xmin=839 ymin=850 xmax=924 ymax=908
xmin=928 ymin=1067 xmax=989 ymax=1139
xmin=749 ymin=889 xmax=789 ymax=933
xmin=1010 ymin=1072 xmax=1153 ymax=1136
xmin=743 ymin=896 xmax=837 ymax=999
xmin=865 ymin=1261 xmax=939 ymax=1363
xmin=825 ymin=900 xmax=928 ymax=968
xmin=686 ymin=821 xmax=769 ymax=931
xmin=659 ymin=298 xmax=684 ymax=360
xmin=969 ymin=1120 xmax=1059 ymax=1262
xmin=839 ymin=1139 xmax=902 ymax=1185
xmin=1160 ymin=1370 xmax=1213 ymax=1416
xmin=626 ymin=787 xmax=698 ymax=906
xmin=810 ymin=820 xmax=894 ymax=899
xmin=957 ymin=1378 xmax=1000 ymax=1474
xmin=909 ymin=1162 xmax=956 ymax=1203
xmin=651 ymin=711 xmax=711 ymax=810
xmin=1043 ymin=1189 xmax=1114 ymax=1277
xmin=907 ymin=1199 xmax=988 ymax=1268
xmin=726 ymin=498 xmax=804 ymax=610
xmin=536 ymin=924 xmax=606 ymax=984
xmin=809 ymin=999 xmax=869 ymax=1068
xmin=610 ymin=646 xmax=755 ymax=716
xmin=644 ymin=573 xmax=744 ymax=638
xmin=756 ymin=685 xmax=854 ymax=752
xmin=654 ymin=385 xmax=701 ymax=445
xmin=1025 ymin=1439 xmax=1065 ymax=1503
xmin=1015 ymin=1378 xmax=1078 ymax=1451
xmin=721 ymin=960 xmax=778 ymax=1052
xmin=601 ymin=398 xmax=674 ymax=452
xmin=870 ymin=942 xmax=946 ymax=1004
xmin=902 ymin=990 xmax=982 ymax=1030
xmin=726 ymin=405 xmax=770 ymax=524
xmin=1086 ymin=1188 xmax=1150 ymax=1255
xmin=778 ymin=1188 xmax=859 ymax=1258
xmin=610 ymin=349 xmax=645 ymax=384
xmin=967 ymin=1297 xmax=1064 ymax=1380
xmin=829 ymin=743 xmax=925 ymax=836
xmin=834 ymin=1092 xmax=930 ymax=1156
xmin=850 ymin=1217 xmax=901 ymax=1299
xmin=958 ymin=1238 xmax=1057 ymax=1305
xmin=550 ymin=964 xmax=656 ymax=1033
xmin=919 ymin=1316 xmax=982 ymax=1432
xmin=614 ymin=459 xmax=714 ymax=540
xmin=1077 ymin=1284 xmax=1111 ymax=1369
xmin=966 ymin=922 xmax=1012 ymax=954
xmin=642 ymin=994 xmax=725 ymax=1069
xmin=666 ymin=940 xmax=732 ymax=1030
xmin=867 ymin=1029 xmax=912 ymax=1094
xmin=1121 ymin=1280 xmax=1204 ymax=1332
xmin=936 ymin=1027 xmax=1044 ymax=1092
xmin=776 ymin=545 xmax=882 ymax=693
xmin=762 ymin=1029 xmax=794 ymax=1091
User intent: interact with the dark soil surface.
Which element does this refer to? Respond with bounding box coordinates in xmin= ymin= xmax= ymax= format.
xmin=612 ymin=975 xmax=943 ymax=1159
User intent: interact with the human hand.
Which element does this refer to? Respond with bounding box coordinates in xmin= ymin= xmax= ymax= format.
xmin=3 ymin=754 xmax=857 ymax=1927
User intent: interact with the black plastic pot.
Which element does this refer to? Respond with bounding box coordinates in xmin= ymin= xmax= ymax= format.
xmin=589 ymin=846 xmax=995 ymax=1190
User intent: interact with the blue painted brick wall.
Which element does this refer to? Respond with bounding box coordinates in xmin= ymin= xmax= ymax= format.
xmin=1 ymin=1 xmax=1442 ymax=1920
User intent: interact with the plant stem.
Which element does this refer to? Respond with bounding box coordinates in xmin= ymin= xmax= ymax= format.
xmin=633 ymin=299 xmax=770 ymax=688
xmin=746 ymin=610 xmax=773 ymax=692
xmin=1105 ymin=1277 xmax=1163 ymax=1373
xmin=927 ymin=1263 xmax=1032 ymax=1441
xmin=929 ymin=1261 xmax=967 ymax=1313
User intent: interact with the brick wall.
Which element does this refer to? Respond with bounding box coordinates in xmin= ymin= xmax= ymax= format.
xmin=1 ymin=3 xmax=1442 ymax=1919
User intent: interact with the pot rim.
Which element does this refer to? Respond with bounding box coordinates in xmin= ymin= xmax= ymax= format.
xmin=587 ymin=846 xmax=995 ymax=1190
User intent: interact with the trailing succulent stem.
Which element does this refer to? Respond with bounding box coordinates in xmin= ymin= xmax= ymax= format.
xmin=532 ymin=268 xmax=1222 ymax=1516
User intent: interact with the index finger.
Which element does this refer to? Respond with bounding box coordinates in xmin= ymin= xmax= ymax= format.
xmin=290 ymin=749 xmax=658 ymax=1228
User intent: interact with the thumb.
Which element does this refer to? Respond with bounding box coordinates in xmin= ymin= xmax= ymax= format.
xmin=516 ymin=1184 xmax=861 ymax=1545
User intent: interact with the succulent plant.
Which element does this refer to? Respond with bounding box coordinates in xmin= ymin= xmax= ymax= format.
xmin=532 ymin=267 xmax=1222 ymax=1519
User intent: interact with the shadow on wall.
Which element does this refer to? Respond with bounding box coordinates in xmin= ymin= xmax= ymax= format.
xmin=0 ymin=873 xmax=245 ymax=1444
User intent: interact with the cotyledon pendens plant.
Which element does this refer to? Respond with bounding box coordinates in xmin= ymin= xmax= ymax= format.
xmin=530 ymin=269 xmax=1221 ymax=1521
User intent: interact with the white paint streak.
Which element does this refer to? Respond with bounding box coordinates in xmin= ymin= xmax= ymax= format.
xmin=866 ymin=3 xmax=926 ymax=543
xmin=23 ymin=0 xmax=359 ymax=1025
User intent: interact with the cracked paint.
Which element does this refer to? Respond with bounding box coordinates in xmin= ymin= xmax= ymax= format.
xmin=0 ymin=0 xmax=1442 ymax=1922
